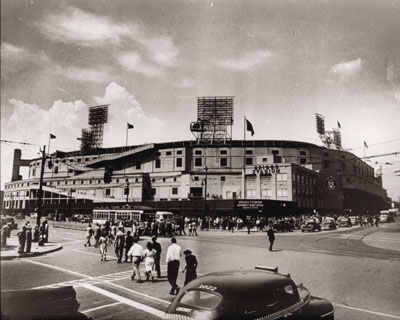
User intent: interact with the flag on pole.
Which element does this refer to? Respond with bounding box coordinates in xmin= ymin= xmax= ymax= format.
xmin=246 ymin=119 xmax=255 ymax=136
xmin=337 ymin=121 xmax=341 ymax=129
xmin=127 ymin=123 xmax=134 ymax=129
xmin=50 ymin=133 xmax=56 ymax=139
xmin=364 ymin=141 xmax=368 ymax=148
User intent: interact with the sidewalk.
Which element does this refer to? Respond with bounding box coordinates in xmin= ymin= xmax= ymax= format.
xmin=0 ymin=235 xmax=62 ymax=261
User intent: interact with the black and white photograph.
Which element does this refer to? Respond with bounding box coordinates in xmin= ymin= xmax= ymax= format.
xmin=1 ymin=1 xmax=400 ymax=319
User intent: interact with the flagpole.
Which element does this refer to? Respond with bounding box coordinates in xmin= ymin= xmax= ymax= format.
xmin=48 ymin=135 xmax=51 ymax=157
xmin=243 ymin=116 xmax=246 ymax=200
xmin=126 ymin=125 xmax=129 ymax=150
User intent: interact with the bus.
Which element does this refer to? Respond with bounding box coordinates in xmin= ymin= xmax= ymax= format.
xmin=92 ymin=207 xmax=156 ymax=226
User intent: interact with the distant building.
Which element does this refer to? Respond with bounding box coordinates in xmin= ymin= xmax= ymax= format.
xmin=3 ymin=139 xmax=387 ymax=217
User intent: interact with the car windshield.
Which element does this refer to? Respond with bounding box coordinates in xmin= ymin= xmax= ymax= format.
xmin=179 ymin=290 xmax=222 ymax=310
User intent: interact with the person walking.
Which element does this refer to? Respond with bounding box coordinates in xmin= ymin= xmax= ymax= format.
xmin=93 ymin=224 xmax=101 ymax=247
xmin=84 ymin=224 xmax=93 ymax=247
xmin=143 ymin=242 xmax=157 ymax=282
xmin=114 ymin=227 xmax=125 ymax=263
xmin=182 ymin=250 xmax=198 ymax=286
xmin=267 ymin=225 xmax=275 ymax=251
xmin=127 ymin=238 xmax=144 ymax=282
xmin=125 ymin=231 xmax=134 ymax=262
xmin=151 ymin=236 xmax=162 ymax=278
xmin=1 ymin=223 xmax=11 ymax=248
xmin=17 ymin=226 xmax=27 ymax=254
xmin=191 ymin=220 xmax=198 ymax=236
xmin=166 ymin=237 xmax=181 ymax=295
xmin=25 ymin=226 xmax=32 ymax=253
xmin=99 ymin=234 xmax=108 ymax=261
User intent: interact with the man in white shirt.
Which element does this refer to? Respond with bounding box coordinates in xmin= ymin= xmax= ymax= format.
xmin=166 ymin=237 xmax=181 ymax=295
xmin=127 ymin=238 xmax=144 ymax=282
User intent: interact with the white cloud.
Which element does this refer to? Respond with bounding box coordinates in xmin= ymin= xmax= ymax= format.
xmin=116 ymin=51 xmax=164 ymax=77
xmin=173 ymin=78 xmax=197 ymax=88
xmin=39 ymin=6 xmax=132 ymax=46
xmin=94 ymin=82 xmax=166 ymax=147
xmin=134 ymin=35 xmax=179 ymax=67
xmin=51 ymin=65 xmax=112 ymax=83
xmin=217 ymin=50 xmax=272 ymax=71
xmin=1 ymin=99 xmax=87 ymax=187
xmin=1 ymin=42 xmax=26 ymax=55
xmin=329 ymin=58 xmax=362 ymax=83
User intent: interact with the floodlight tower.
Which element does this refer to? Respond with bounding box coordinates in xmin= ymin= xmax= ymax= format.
xmin=190 ymin=96 xmax=234 ymax=144
xmin=80 ymin=105 xmax=109 ymax=152
xmin=315 ymin=113 xmax=342 ymax=150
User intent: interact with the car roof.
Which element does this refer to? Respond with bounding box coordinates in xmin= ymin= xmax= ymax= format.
xmin=183 ymin=269 xmax=293 ymax=294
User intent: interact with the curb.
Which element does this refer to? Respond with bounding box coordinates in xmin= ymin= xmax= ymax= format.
xmin=0 ymin=245 xmax=63 ymax=261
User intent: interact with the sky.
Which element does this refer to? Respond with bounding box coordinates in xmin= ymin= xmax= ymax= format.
xmin=1 ymin=0 xmax=400 ymax=200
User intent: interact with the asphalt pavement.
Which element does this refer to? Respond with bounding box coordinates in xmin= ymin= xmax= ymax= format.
xmin=1 ymin=219 xmax=400 ymax=320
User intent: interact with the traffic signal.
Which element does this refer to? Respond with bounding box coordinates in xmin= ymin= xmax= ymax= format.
xmin=104 ymin=166 xmax=113 ymax=183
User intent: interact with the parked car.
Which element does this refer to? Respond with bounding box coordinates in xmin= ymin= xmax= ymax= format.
xmin=349 ymin=216 xmax=360 ymax=226
xmin=301 ymin=221 xmax=321 ymax=232
xmin=379 ymin=214 xmax=388 ymax=223
xmin=272 ymin=220 xmax=294 ymax=232
xmin=321 ymin=218 xmax=337 ymax=230
xmin=0 ymin=216 xmax=18 ymax=230
xmin=337 ymin=217 xmax=350 ymax=227
xmin=166 ymin=265 xmax=334 ymax=320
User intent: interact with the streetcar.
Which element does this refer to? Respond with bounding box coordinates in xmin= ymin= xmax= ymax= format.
xmin=92 ymin=207 xmax=156 ymax=226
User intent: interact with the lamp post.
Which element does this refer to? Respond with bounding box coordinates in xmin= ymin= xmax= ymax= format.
xmin=204 ymin=166 xmax=208 ymax=219
xmin=126 ymin=182 xmax=130 ymax=203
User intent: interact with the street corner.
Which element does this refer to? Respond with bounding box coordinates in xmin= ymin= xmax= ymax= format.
xmin=1 ymin=240 xmax=63 ymax=261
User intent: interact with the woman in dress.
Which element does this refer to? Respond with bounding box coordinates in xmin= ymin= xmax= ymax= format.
xmin=99 ymin=234 xmax=108 ymax=261
xmin=182 ymin=249 xmax=198 ymax=285
xmin=143 ymin=242 xmax=156 ymax=282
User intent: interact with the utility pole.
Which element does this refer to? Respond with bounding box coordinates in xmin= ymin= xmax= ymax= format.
xmin=126 ymin=182 xmax=129 ymax=203
xmin=36 ymin=145 xmax=46 ymax=226
xmin=204 ymin=166 xmax=208 ymax=219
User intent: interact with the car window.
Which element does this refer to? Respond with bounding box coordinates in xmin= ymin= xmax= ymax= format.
xmin=179 ymin=290 xmax=222 ymax=310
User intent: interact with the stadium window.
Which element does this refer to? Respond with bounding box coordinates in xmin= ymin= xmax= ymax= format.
xmin=155 ymin=159 xmax=161 ymax=168
xmin=163 ymin=178 xmax=166 ymax=183
xmin=300 ymin=158 xmax=306 ymax=164
xmin=151 ymin=188 xmax=156 ymax=195
xmin=195 ymin=150 xmax=202 ymax=155
xmin=136 ymin=161 xmax=142 ymax=169
xmin=324 ymin=152 xmax=329 ymax=157
xmin=246 ymin=157 xmax=253 ymax=165
xmin=173 ymin=177 xmax=177 ymax=182
xmin=62 ymin=160 xmax=66 ymax=163
xmin=324 ymin=160 xmax=329 ymax=168
xmin=70 ymin=159 xmax=74 ymax=163
xmin=116 ymin=178 xmax=119 ymax=183
xmin=176 ymin=150 xmax=183 ymax=155
xmin=300 ymin=150 xmax=306 ymax=156
xmin=135 ymin=178 xmax=139 ymax=183
xmin=221 ymin=176 xmax=226 ymax=182
xmin=77 ymin=158 xmax=81 ymax=162
xmin=194 ymin=176 xmax=199 ymax=181
xmin=246 ymin=149 xmax=253 ymax=155
xmin=277 ymin=173 xmax=287 ymax=181
xmin=166 ymin=151 xmax=172 ymax=156
xmin=176 ymin=158 xmax=183 ymax=167
xmin=54 ymin=166 xmax=58 ymax=174
xmin=105 ymin=189 xmax=111 ymax=196
xmin=195 ymin=158 xmax=202 ymax=167
xmin=220 ymin=157 xmax=228 ymax=167
xmin=125 ymin=178 xmax=129 ymax=183
xmin=272 ymin=150 xmax=279 ymax=155
xmin=98 ymin=179 xmax=101 ymax=184
xmin=220 ymin=150 xmax=228 ymax=155
xmin=172 ymin=187 xmax=178 ymax=195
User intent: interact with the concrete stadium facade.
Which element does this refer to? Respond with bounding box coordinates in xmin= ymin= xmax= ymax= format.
xmin=3 ymin=140 xmax=387 ymax=217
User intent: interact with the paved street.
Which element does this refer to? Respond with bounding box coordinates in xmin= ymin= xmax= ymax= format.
xmin=2 ymin=221 xmax=400 ymax=320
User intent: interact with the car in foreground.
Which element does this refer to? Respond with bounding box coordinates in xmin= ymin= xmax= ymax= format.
xmin=321 ymin=218 xmax=337 ymax=230
xmin=301 ymin=221 xmax=321 ymax=232
xmin=272 ymin=220 xmax=294 ymax=232
xmin=166 ymin=266 xmax=334 ymax=320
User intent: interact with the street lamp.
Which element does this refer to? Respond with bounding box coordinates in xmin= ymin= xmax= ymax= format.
xmin=204 ymin=166 xmax=208 ymax=219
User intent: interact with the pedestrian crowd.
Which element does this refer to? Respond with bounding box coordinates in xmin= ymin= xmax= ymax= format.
xmin=83 ymin=220 xmax=198 ymax=295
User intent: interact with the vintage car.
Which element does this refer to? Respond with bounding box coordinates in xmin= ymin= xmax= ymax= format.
xmin=166 ymin=266 xmax=334 ymax=320
xmin=301 ymin=221 xmax=321 ymax=232
xmin=321 ymin=218 xmax=337 ymax=231
xmin=272 ymin=220 xmax=294 ymax=232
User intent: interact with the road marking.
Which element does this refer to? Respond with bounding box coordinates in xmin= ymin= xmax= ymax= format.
xmin=107 ymin=282 xmax=170 ymax=305
xmin=334 ymin=303 xmax=400 ymax=319
xmin=82 ymin=302 xmax=123 ymax=313
xmin=364 ymin=238 xmax=400 ymax=243
xmin=81 ymin=283 xmax=165 ymax=319
xmin=72 ymin=248 xmax=117 ymax=260
xmin=23 ymin=259 xmax=90 ymax=278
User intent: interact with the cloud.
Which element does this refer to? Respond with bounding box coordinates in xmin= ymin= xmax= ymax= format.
xmin=116 ymin=51 xmax=164 ymax=77
xmin=94 ymin=82 xmax=166 ymax=146
xmin=51 ymin=65 xmax=112 ymax=83
xmin=329 ymin=58 xmax=362 ymax=83
xmin=39 ymin=6 xmax=132 ymax=46
xmin=1 ymin=42 xmax=26 ymax=55
xmin=217 ymin=50 xmax=272 ymax=71
xmin=173 ymin=78 xmax=197 ymax=88
xmin=39 ymin=6 xmax=179 ymax=68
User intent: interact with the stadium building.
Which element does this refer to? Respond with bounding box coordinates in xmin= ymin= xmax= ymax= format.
xmin=2 ymin=97 xmax=387 ymax=218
